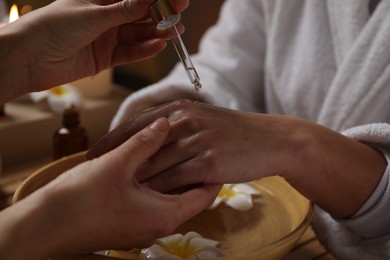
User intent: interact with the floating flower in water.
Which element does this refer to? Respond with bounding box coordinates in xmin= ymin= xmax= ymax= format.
xmin=210 ymin=183 xmax=261 ymax=211
xmin=30 ymin=84 xmax=82 ymax=113
xmin=140 ymin=231 xmax=223 ymax=260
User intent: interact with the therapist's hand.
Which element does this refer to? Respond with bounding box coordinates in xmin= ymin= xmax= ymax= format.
xmin=0 ymin=0 xmax=187 ymax=101
xmin=0 ymin=117 xmax=220 ymax=259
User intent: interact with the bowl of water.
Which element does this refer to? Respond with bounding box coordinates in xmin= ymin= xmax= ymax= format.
xmin=13 ymin=152 xmax=313 ymax=260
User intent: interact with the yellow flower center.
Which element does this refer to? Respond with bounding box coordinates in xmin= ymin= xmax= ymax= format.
xmin=217 ymin=185 xmax=239 ymax=199
xmin=49 ymin=86 xmax=67 ymax=96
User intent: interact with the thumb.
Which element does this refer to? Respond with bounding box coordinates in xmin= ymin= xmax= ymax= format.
xmin=102 ymin=0 xmax=156 ymax=24
xmin=105 ymin=117 xmax=170 ymax=171
xmin=169 ymin=184 xmax=223 ymax=226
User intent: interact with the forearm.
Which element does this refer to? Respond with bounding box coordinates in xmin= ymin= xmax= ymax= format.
xmin=0 ymin=180 xmax=97 ymax=259
xmin=284 ymin=118 xmax=387 ymax=218
xmin=0 ymin=22 xmax=32 ymax=103
xmin=0 ymin=189 xmax=59 ymax=259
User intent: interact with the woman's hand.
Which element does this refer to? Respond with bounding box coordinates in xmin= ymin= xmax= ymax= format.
xmin=89 ymin=99 xmax=297 ymax=188
xmin=0 ymin=0 xmax=188 ymax=101
xmin=88 ymin=99 xmax=387 ymax=219
xmin=0 ymin=117 xmax=220 ymax=259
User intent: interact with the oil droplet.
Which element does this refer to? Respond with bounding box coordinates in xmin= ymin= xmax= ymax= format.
xmin=193 ymin=80 xmax=202 ymax=92
xmin=185 ymin=67 xmax=202 ymax=92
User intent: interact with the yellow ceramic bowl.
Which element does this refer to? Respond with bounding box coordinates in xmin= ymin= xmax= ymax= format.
xmin=13 ymin=152 xmax=313 ymax=260
xmin=13 ymin=152 xmax=87 ymax=203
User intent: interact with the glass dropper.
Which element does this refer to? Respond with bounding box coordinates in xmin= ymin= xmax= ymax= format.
xmin=150 ymin=0 xmax=202 ymax=91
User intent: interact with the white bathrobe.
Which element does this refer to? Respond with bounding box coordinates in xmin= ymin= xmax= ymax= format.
xmin=112 ymin=0 xmax=390 ymax=258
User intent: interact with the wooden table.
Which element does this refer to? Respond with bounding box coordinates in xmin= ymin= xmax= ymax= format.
xmin=0 ymin=159 xmax=335 ymax=260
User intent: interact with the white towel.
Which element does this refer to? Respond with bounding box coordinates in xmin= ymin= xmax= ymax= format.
xmin=343 ymin=123 xmax=390 ymax=143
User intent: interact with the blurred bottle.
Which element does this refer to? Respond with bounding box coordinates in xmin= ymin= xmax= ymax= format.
xmin=0 ymin=104 xmax=5 ymax=116
xmin=53 ymin=105 xmax=88 ymax=160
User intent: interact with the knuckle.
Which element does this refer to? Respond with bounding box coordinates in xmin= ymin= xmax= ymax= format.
xmin=132 ymin=132 xmax=154 ymax=149
xmin=172 ymin=98 xmax=190 ymax=108
xmin=201 ymin=150 xmax=216 ymax=168
xmin=169 ymin=99 xmax=196 ymax=113
xmin=168 ymin=99 xmax=208 ymax=129
xmin=117 ymin=0 xmax=150 ymax=20
xmin=117 ymin=1 xmax=137 ymax=19
xmin=179 ymin=114 xmax=202 ymax=130
xmin=198 ymin=150 xmax=219 ymax=182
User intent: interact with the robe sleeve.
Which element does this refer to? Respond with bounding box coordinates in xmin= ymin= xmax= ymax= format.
xmin=312 ymin=123 xmax=390 ymax=258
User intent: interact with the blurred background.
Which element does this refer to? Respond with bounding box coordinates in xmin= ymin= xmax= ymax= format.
xmin=3 ymin=0 xmax=225 ymax=90
xmin=0 ymin=0 xmax=225 ymax=170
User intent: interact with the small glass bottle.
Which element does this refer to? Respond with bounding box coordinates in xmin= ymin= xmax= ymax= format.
xmin=52 ymin=105 xmax=88 ymax=160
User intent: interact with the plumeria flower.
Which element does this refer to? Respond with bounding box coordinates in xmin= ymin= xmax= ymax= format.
xmin=139 ymin=231 xmax=223 ymax=260
xmin=29 ymin=84 xmax=82 ymax=114
xmin=210 ymin=183 xmax=261 ymax=211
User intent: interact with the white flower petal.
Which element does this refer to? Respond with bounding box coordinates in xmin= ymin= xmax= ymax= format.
xmin=195 ymin=246 xmax=223 ymax=259
xmin=233 ymin=183 xmax=259 ymax=195
xmin=210 ymin=183 xmax=262 ymax=211
xmin=189 ymin=237 xmax=219 ymax=248
xmin=226 ymin=193 xmax=253 ymax=211
xmin=181 ymin=231 xmax=201 ymax=249
xmin=140 ymin=244 xmax=168 ymax=260
xmin=209 ymin=196 xmax=224 ymax=209
xmin=47 ymin=85 xmax=82 ymax=114
xmin=141 ymin=232 xmax=222 ymax=260
xmin=29 ymin=91 xmax=49 ymax=103
xmin=157 ymin=233 xmax=183 ymax=251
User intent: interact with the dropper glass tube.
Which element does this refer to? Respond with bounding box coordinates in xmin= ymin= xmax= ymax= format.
xmin=169 ymin=25 xmax=201 ymax=91
xmin=150 ymin=0 xmax=202 ymax=91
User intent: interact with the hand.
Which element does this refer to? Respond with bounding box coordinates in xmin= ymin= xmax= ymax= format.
xmin=0 ymin=117 xmax=220 ymax=259
xmin=0 ymin=0 xmax=188 ymax=100
xmin=88 ymin=99 xmax=387 ymax=219
xmin=89 ymin=100 xmax=293 ymax=188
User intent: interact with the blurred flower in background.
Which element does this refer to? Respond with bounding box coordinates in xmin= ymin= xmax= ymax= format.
xmin=30 ymin=85 xmax=83 ymax=114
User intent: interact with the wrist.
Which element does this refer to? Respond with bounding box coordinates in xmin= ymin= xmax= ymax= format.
xmin=284 ymin=118 xmax=387 ymax=218
xmin=0 ymin=189 xmax=57 ymax=259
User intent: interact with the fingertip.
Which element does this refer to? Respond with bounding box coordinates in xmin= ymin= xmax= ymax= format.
xmin=149 ymin=117 xmax=170 ymax=132
xmin=151 ymin=39 xmax=168 ymax=52
xmin=201 ymin=184 xmax=223 ymax=205
xmin=103 ymin=118 xmax=170 ymax=169
xmin=175 ymin=23 xmax=185 ymax=35
xmin=173 ymin=0 xmax=189 ymax=13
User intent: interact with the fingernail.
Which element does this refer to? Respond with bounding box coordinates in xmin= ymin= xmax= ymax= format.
xmin=149 ymin=118 xmax=169 ymax=131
